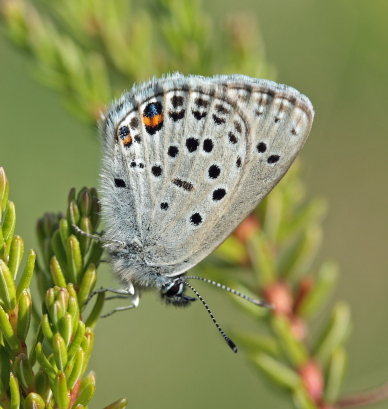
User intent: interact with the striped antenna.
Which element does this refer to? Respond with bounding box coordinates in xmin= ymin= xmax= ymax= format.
xmin=185 ymin=276 xmax=273 ymax=309
xmin=182 ymin=280 xmax=238 ymax=353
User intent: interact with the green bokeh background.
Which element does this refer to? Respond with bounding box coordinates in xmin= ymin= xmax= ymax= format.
xmin=1 ymin=1 xmax=388 ymax=408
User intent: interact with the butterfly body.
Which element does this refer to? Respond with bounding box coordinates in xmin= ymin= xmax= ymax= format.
xmin=100 ymin=73 xmax=314 ymax=305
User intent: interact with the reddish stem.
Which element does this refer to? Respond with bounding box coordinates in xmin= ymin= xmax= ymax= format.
xmin=335 ymin=382 xmax=388 ymax=408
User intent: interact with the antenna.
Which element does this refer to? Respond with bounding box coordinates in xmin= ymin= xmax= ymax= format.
xmin=185 ymin=276 xmax=274 ymax=309
xmin=182 ymin=280 xmax=238 ymax=353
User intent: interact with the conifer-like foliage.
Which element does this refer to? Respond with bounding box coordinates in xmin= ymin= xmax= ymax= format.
xmin=0 ymin=0 xmax=386 ymax=408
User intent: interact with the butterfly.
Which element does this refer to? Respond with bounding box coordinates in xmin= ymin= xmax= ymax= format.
xmin=81 ymin=73 xmax=314 ymax=351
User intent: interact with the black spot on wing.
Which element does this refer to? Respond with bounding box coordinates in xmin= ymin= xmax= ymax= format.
xmin=190 ymin=213 xmax=202 ymax=226
xmin=208 ymin=165 xmax=221 ymax=179
xmin=169 ymin=110 xmax=185 ymax=121
xmin=212 ymin=188 xmax=226 ymax=201
xmin=228 ymin=132 xmax=238 ymax=144
xmin=171 ymin=95 xmax=184 ymax=108
xmin=213 ymin=115 xmax=225 ymax=125
xmin=152 ymin=166 xmax=162 ymax=177
xmin=192 ymin=110 xmax=207 ymax=120
xmin=267 ymin=155 xmax=280 ymax=164
xmin=215 ymin=104 xmax=229 ymax=114
xmin=257 ymin=142 xmax=267 ymax=153
xmin=234 ymin=121 xmax=242 ymax=133
xmin=203 ymin=139 xmax=214 ymax=153
xmin=114 ymin=178 xmax=126 ymax=188
xmin=168 ymin=146 xmax=179 ymax=158
xmin=186 ymin=138 xmax=199 ymax=152
xmin=194 ymin=98 xmax=209 ymax=108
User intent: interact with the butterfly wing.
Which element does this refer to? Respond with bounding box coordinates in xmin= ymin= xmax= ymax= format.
xmin=100 ymin=74 xmax=314 ymax=276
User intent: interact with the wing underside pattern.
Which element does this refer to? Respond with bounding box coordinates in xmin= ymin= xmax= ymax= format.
xmin=100 ymin=74 xmax=314 ymax=275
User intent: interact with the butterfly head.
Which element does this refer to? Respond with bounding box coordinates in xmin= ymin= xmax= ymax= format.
xmin=160 ymin=278 xmax=196 ymax=306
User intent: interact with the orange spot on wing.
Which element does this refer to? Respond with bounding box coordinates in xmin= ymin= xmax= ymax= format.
xmin=123 ymin=136 xmax=132 ymax=146
xmin=143 ymin=114 xmax=164 ymax=127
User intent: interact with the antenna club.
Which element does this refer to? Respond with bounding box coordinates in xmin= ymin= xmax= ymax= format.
xmin=226 ymin=338 xmax=238 ymax=353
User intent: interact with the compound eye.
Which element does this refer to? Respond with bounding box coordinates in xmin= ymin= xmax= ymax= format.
xmin=164 ymin=282 xmax=182 ymax=297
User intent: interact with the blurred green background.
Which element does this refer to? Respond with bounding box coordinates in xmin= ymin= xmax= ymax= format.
xmin=1 ymin=0 xmax=388 ymax=408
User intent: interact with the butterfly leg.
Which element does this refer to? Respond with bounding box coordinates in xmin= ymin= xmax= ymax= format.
xmin=101 ymin=304 xmax=137 ymax=318
xmin=72 ymin=224 xmax=127 ymax=248
xmin=85 ymin=286 xmax=139 ymax=317
xmin=105 ymin=295 xmax=135 ymax=301
xmin=72 ymin=224 xmax=102 ymax=241
xmin=85 ymin=284 xmax=136 ymax=305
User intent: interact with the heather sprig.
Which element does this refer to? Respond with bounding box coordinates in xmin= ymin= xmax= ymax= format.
xmin=1 ymin=0 xmax=387 ymax=408
xmin=0 ymin=168 xmax=126 ymax=409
